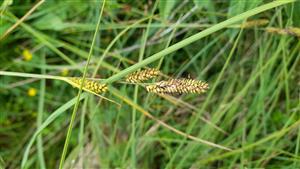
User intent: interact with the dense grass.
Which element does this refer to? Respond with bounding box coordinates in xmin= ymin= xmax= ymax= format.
xmin=1 ymin=0 xmax=300 ymax=168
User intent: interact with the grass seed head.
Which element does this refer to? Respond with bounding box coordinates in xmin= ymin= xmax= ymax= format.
xmin=266 ymin=27 xmax=300 ymax=38
xmin=125 ymin=68 xmax=160 ymax=83
xmin=240 ymin=19 xmax=269 ymax=28
xmin=68 ymin=77 xmax=107 ymax=94
xmin=146 ymin=78 xmax=208 ymax=94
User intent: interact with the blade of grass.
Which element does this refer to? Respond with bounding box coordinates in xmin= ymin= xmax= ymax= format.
xmin=3 ymin=12 xmax=78 ymax=66
xmin=167 ymin=24 xmax=243 ymax=169
xmin=103 ymin=0 xmax=295 ymax=84
xmin=0 ymin=71 xmax=64 ymax=81
xmin=193 ymin=30 xmax=300 ymax=167
xmin=0 ymin=0 xmax=45 ymax=40
xmin=78 ymin=98 xmax=88 ymax=168
xmin=36 ymin=54 xmax=46 ymax=169
xmin=109 ymin=87 xmax=232 ymax=151
xmin=92 ymin=16 xmax=152 ymax=77
xmin=129 ymin=2 xmax=158 ymax=167
xmin=21 ymin=93 xmax=88 ymax=168
xmin=199 ymin=118 xmax=300 ymax=164
xmin=58 ymin=1 xmax=106 ymax=169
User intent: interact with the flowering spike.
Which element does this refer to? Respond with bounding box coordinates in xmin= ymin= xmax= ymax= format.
xmin=125 ymin=68 xmax=160 ymax=83
xmin=266 ymin=27 xmax=300 ymax=38
xmin=146 ymin=78 xmax=209 ymax=94
xmin=68 ymin=77 xmax=107 ymax=94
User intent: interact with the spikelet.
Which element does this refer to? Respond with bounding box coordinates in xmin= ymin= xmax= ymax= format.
xmin=68 ymin=77 xmax=107 ymax=94
xmin=125 ymin=68 xmax=160 ymax=83
xmin=266 ymin=27 xmax=300 ymax=38
xmin=146 ymin=78 xmax=208 ymax=94
xmin=240 ymin=19 xmax=269 ymax=28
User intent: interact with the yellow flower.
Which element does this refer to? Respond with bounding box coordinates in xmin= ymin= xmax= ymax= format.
xmin=61 ymin=68 xmax=69 ymax=76
xmin=22 ymin=49 xmax=32 ymax=61
xmin=27 ymin=88 xmax=37 ymax=97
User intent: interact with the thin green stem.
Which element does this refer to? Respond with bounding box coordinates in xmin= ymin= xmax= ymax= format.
xmin=129 ymin=2 xmax=157 ymax=167
xmin=0 ymin=71 xmax=64 ymax=81
xmin=58 ymin=1 xmax=106 ymax=169
xmin=36 ymin=54 xmax=46 ymax=169
xmin=78 ymin=98 xmax=89 ymax=168
xmin=92 ymin=16 xmax=152 ymax=78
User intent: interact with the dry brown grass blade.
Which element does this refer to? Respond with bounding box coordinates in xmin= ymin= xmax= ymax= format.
xmin=110 ymin=87 xmax=232 ymax=151
xmin=0 ymin=0 xmax=45 ymax=40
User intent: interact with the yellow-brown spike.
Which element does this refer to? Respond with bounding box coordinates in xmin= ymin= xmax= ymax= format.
xmin=68 ymin=77 xmax=107 ymax=94
xmin=266 ymin=27 xmax=300 ymax=38
xmin=240 ymin=19 xmax=269 ymax=28
xmin=125 ymin=68 xmax=160 ymax=83
xmin=146 ymin=78 xmax=209 ymax=94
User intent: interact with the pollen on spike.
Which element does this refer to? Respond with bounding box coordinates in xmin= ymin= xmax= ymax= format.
xmin=68 ymin=77 xmax=107 ymax=94
xmin=145 ymin=78 xmax=209 ymax=95
xmin=125 ymin=68 xmax=160 ymax=83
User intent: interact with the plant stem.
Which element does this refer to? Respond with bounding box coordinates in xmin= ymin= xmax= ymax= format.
xmin=58 ymin=1 xmax=106 ymax=169
xmin=0 ymin=71 xmax=63 ymax=81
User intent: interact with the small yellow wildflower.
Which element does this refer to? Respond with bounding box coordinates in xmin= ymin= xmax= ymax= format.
xmin=22 ymin=49 xmax=32 ymax=61
xmin=27 ymin=88 xmax=37 ymax=97
xmin=61 ymin=68 xmax=69 ymax=76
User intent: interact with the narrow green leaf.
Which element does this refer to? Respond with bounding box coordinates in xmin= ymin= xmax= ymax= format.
xmin=159 ymin=0 xmax=178 ymax=20
xmin=21 ymin=93 xmax=88 ymax=169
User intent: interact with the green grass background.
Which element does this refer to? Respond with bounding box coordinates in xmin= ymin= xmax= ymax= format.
xmin=0 ymin=0 xmax=300 ymax=168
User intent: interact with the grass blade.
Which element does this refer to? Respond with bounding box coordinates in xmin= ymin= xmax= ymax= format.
xmin=104 ymin=0 xmax=295 ymax=84
xmin=21 ymin=94 xmax=88 ymax=168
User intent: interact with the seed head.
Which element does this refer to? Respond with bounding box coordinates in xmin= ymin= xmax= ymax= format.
xmin=146 ymin=78 xmax=208 ymax=94
xmin=68 ymin=77 xmax=107 ymax=94
xmin=240 ymin=19 xmax=269 ymax=28
xmin=266 ymin=27 xmax=300 ymax=38
xmin=126 ymin=68 xmax=160 ymax=83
